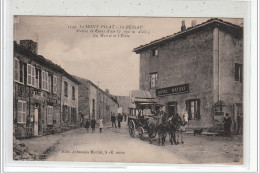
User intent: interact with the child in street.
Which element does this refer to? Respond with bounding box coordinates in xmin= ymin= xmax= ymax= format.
xmin=97 ymin=118 xmax=104 ymax=133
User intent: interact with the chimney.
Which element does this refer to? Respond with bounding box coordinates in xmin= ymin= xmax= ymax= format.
xmin=20 ymin=40 xmax=38 ymax=54
xmin=181 ymin=20 xmax=186 ymax=31
xmin=191 ymin=20 xmax=197 ymax=27
xmin=105 ymin=89 xmax=109 ymax=94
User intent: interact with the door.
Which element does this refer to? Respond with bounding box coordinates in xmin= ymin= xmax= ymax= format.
xmin=34 ymin=108 xmax=39 ymax=136
xmin=167 ymin=102 xmax=177 ymax=116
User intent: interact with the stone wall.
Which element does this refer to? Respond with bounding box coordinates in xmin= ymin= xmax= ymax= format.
xmin=13 ymin=52 xmax=62 ymax=138
xmin=139 ymin=27 xmax=214 ymax=128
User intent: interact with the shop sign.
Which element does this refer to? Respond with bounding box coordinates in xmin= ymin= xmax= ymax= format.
xmin=156 ymin=83 xmax=189 ymax=96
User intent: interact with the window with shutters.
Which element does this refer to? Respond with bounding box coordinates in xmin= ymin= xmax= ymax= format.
xmin=19 ymin=62 xmax=24 ymax=84
xmin=35 ymin=69 xmax=40 ymax=88
xmin=14 ymin=58 xmax=19 ymax=82
xmin=27 ymin=64 xmax=36 ymax=87
xmin=186 ymin=99 xmax=200 ymax=120
xmin=64 ymin=81 xmax=68 ymax=97
xmin=47 ymin=106 xmax=54 ymax=125
xmin=72 ymin=86 xmax=75 ymax=100
xmin=235 ymin=63 xmax=243 ymax=83
xmin=53 ymin=75 xmax=57 ymax=94
xmin=41 ymin=70 xmax=48 ymax=91
xmin=48 ymin=75 xmax=52 ymax=92
xmin=14 ymin=58 xmax=25 ymax=84
xmin=17 ymin=100 xmax=26 ymax=124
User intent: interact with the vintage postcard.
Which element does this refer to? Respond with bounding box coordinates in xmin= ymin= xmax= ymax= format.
xmin=13 ymin=16 xmax=243 ymax=164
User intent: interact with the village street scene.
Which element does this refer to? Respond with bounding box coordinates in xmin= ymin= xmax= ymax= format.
xmin=13 ymin=16 xmax=243 ymax=164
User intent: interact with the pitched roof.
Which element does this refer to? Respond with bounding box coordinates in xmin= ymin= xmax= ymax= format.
xmin=133 ymin=18 xmax=243 ymax=53
xmin=14 ymin=41 xmax=80 ymax=85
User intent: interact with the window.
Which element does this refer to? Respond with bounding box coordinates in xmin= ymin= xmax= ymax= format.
xmin=72 ymin=86 xmax=75 ymax=100
xmin=151 ymin=49 xmax=158 ymax=56
xmin=17 ymin=100 xmax=26 ymax=124
xmin=41 ymin=71 xmax=48 ymax=91
xmin=92 ymin=99 xmax=95 ymax=117
xmin=35 ymin=69 xmax=40 ymax=88
xmin=71 ymin=107 xmax=76 ymax=123
xmin=186 ymin=99 xmax=200 ymax=120
xmin=64 ymin=81 xmax=68 ymax=97
xmin=14 ymin=58 xmax=25 ymax=84
xmin=149 ymin=73 xmax=157 ymax=89
xmin=235 ymin=63 xmax=243 ymax=82
xmin=53 ymin=75 xmax=57 ymax=94
xmin=47 ymin=106 xmax=53 ymax=125
xmin=48 ymin=75 xmax=52 ymax=92
xmin=14 ymin=58 xmax=19 ymax=82
xmin=27 ymin=64 xmax=36 ymax=87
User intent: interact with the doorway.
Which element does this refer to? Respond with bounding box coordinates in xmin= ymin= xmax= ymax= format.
xmin=34 ymin=107 xmax=39 ymax=136
xmin=167 ymin=102 xmax=177 ymax=116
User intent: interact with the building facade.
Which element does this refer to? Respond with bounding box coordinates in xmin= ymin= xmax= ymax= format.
xmin=134 ymin=19 xmax=243 ymax=132
xmin=75 ymin=76 xmax=119 ymax=124
xmin=61 ymin=75 xmax=80 ymax=128
xmin=13 ymin=40 xmax=80 ymax=138
xmin=115 ymin=96 xmax=130 ymax=115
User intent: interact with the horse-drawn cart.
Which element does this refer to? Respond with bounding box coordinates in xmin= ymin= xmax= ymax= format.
xmin=128 ymin=90 xmax=163 ymax=140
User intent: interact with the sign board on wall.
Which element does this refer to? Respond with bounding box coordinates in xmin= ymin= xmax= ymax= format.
xmin=156 ymin=83 xmax=189 ymax=96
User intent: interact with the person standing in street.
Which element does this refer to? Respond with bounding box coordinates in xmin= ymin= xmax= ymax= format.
xmin=85 ymin=119 xmax=90 ymax=133
xmin=236 ymin=113 xmax=243 ymax=135
xmin=117 ymin=113 xmax=123 ymax=129
xmin=91 ymin=117 xmax=96 ymax=133
xmin=97 ymin=118 xmax=104 ymax=133
xmin=111 ymin=113 xmax=117 ymax=128
xmin=223 ymin=113 xmax=232 ymax=136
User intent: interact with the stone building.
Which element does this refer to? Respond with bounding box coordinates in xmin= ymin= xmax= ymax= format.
xmin=115 ymin=96 xmax=130 ymax=115
xmin=13 ymin=40 xmax=80 ymax=138
xmin=61 ymin=75 xmax=80 ymax=128
xmin=133 ymin=18 xmax=243 ymax=132
xmin=74 ymin=76 xmax=119 ymax=125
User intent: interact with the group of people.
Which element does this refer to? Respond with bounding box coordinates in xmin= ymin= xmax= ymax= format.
xmin=84 ymin=117 xmax=103 ymax=133
xmin=111 ymin=113 xmax=123 ymax=128
xmin=83 ymin=113 xmax=125 ymax=133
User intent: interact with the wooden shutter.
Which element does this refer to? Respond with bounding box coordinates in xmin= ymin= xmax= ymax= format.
xmin=186 ymin=100 xmax=192 ymax=120
xmin=17 ymin=101 xmax=22 ymax=123
xmin=27 ymin=65 xmax=31 ymax=85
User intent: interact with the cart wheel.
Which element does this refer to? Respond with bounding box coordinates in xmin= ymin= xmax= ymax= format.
xmin=129 ymin=120 xmax=135 ymax=138
xmin=138 ymin=127 xmax=144 ymax=140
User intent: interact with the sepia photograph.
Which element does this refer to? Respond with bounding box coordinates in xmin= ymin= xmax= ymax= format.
xmin=12 ymin=16 xmax=243 ymax=164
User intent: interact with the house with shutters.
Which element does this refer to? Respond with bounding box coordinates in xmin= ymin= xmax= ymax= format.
xmin=13 ymin=40 xmax=80 ymax=138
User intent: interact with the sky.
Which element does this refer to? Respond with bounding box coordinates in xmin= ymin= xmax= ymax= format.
xmin=14 ymin=16 xmax=242 ymax=96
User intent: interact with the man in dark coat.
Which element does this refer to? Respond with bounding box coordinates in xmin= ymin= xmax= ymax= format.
xmin=223 ymin=113 xmax=232 ymax=136
xmin=111 ymin=113 xmax=116 ymax=128
xmin=117 ymin=113 xmax=123 ymax=129
xmin=85 ymin=119 xmax=90 ymax=133
xmin=91 ymin=117 xmax=96 ymax=133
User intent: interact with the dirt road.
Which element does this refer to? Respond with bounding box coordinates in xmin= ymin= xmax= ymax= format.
xmin=46 ymin=123 xmax=189 ymax=164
